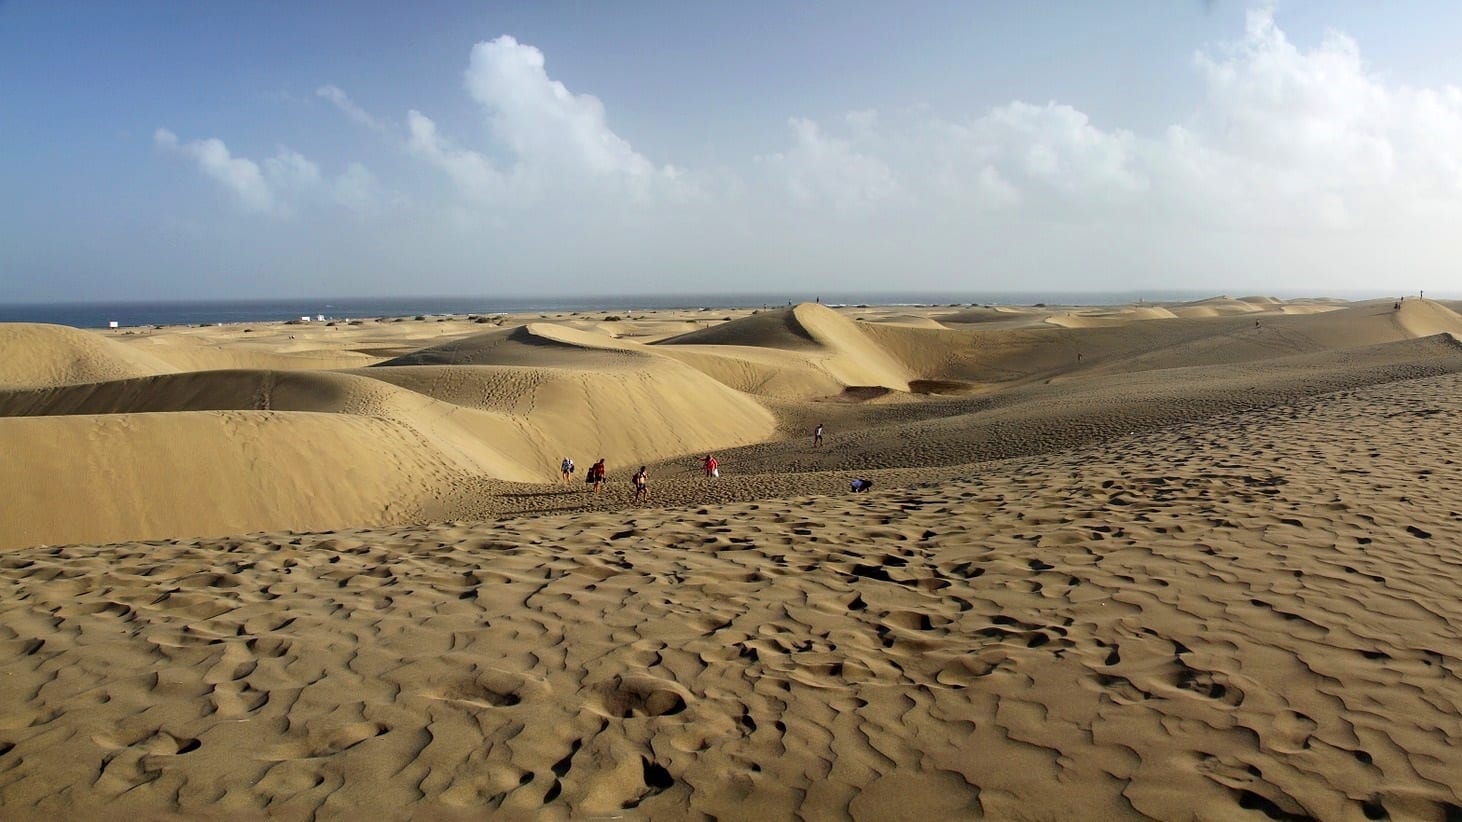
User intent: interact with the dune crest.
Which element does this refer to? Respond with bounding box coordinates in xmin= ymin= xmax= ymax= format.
xmin=0 ymin=323 xmax=177 ymax=389
xmin=656 ymin=303 xmax=913 ymax=395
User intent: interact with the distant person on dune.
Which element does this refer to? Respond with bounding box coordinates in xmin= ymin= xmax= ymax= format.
xmin=588 ymin=459 xmax=606 ymax=493
xmin=702 ymin=455 xmax=719 ymax=478
xmin=632 ymin=466 xmax=649 ymax=502
xmin=560 ymin=456 xmax=575 ymax=484
xmin=814 ymin=423 xmax=824 ymax=447
xmin=850 ymin=478 xmax=874 ymax=493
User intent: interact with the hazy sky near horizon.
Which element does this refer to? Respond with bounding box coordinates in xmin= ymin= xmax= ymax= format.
xmin=4 ymin=1 xmax=1462 ymax=301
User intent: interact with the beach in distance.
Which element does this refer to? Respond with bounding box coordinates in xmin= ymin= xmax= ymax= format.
xmin=4 ymin=295 xmax=1462 ymax=819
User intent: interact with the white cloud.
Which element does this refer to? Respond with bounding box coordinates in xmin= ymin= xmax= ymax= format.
xmin=156 ymin=128 xmax=380 ymax=217
xmin=759 ymin=118 xmax=901 ymax=214
xmin=980 ymin=102 xmax=1147 ymax=198
xmin=148 ymin=10 xmax=1462 ymax=292
xmin=751 ymin=102 xmax=1143 ymax=219
xmin=333 ymin=163 xmax=384 ymax=214
xmin=756 ymin=6 xmax=1462 ymax=241
xmin=264 ymin=149 xmax=322 ymax=193
xmin=1158 ymin=6 xmax=1462 ymax=229
xmin=155 ymin=128 xmax=278 ymax=215
xmin=464 ymin=35 xmax=656 ymax=180
xmin=402 ymin=35 xmax=689 ymax=206
xmin=405 ymin=110 xmax=508 ymax=202
xmin=317 ymin=84 xmax=387 ymax=132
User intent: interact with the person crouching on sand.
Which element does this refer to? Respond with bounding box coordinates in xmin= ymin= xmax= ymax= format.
xmin=850 ymin=478 xmax=873 ymax=493
xmin=632 ymin=466 xmax=649 ymax=503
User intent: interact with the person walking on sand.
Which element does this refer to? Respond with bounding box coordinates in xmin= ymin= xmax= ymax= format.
xmin=588 ymin=458 xmax=607 ymax=494
xmin=560 ymin=456 xmax=575 ymax=484
xmin=813 ymin=423 xmax=824 ymax=447
xmin=632 ymin=465 xmax=649 ymax=503
xmin=702 ymin=454 xmax=719 ymax=478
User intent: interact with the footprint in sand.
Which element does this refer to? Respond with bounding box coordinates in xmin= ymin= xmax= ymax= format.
xmin=585 ymin=674 xmax=690 ymax=719
xmin=256 ymin=721 xmax=390 ymax=761
xmin=424 ymin=670 xmax=533 ymax=709
xmin=92 ymin=728 xmax=202 ymax=756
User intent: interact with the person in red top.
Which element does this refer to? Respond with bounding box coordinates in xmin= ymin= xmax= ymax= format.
xmin=702 ymin=455 xmax=719 ymax=478
xmin=588 ymin=458 xmax=607 ymax=494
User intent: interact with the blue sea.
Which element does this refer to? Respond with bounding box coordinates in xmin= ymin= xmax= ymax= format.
xmin=0 ymin=290 xmax=1420 ymax=329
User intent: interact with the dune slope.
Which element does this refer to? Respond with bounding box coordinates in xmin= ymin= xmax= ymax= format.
xmin=0 ymin=411 xmax=460 ymax=549
xmin=0 ymin=324 xmax=177 ymax=389
xmin=656 ymin=304 xmax=912 ymax=395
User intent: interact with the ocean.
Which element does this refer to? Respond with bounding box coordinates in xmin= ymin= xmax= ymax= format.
xmin=0 ymin=290 xmax=1419 ymax=329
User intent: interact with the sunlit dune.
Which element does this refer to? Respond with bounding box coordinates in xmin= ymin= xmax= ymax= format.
xmin=5 ymin=296 xmax=1462 ymax=819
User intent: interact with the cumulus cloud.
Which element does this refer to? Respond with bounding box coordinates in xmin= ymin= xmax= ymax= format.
xmin=464 ymin=36 xmax=656 ymax=180
xmin=758 ymin=118 xmax=901 ymax=214
xmin=405 ymin=110 xmax=508 ymax=202
xmin=155 ymin=128 xmax=380 ymax=217
xmin=402 ymin=35 xmax=688 ymax=206
xmin=264 ymin=149 xmax=323 ymax=193
xmin=758 ymin=6 xmax=1462 ymax=241
xmin=155 ymin=128 xmax=278 ymax=214
xmin=1158 ymin=7 xmax=1462 ymax=229
xmin=767 ymin=102 xmax=1147 ymax=218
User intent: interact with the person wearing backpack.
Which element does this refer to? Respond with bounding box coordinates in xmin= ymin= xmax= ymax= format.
xmin=560 ymin=456 xmax=575 ymax=484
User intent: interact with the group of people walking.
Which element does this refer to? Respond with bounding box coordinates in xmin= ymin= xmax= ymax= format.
xmin=554 ymin=424 xmax=867 ymax=506
xmin=562 ymin=457 xmax=612 ymax=492
xmin=560 ymin=454 xmax=720 ymax=504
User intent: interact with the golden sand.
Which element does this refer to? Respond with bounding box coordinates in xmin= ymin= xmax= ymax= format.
xmin=3 ymin=297 xmax=1462 ymax=818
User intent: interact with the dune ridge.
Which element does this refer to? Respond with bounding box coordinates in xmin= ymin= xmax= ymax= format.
xmin=4 ymin=298 xmax=1462 ymax=549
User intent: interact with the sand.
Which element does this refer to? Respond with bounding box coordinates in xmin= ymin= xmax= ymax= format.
xmin=4 ymin=296 xmax=1462 ymax=819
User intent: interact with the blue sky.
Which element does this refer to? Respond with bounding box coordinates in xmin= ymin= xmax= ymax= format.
xmin=4 ymin=1 xmax=1462 ymax=301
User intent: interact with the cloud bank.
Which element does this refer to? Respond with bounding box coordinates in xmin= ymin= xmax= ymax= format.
xmin=159 ymin=8 xmax=1462 ymax=291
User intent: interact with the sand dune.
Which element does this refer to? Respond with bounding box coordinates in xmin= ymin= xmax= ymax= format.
xmin=5 ymin=298 xmax=1460 ymax=549
xmin=5 ymin=295 xmax=1462 ymax=818
xmin=1045 ymin=305 xmax=1180 ymax=327
xmin=0 ymin=410 xmax=461 ymax=549
xmin=380 ymin=322 xmax=650 ymax=367
xmin=657 ymin=303 xmax=913 ymax=394
xmin=4 ymin=368 xmax=1462 ymax=818
xmin=0 ymin=359 xmax=776 ymax=546
xmin=0 ymin=323 xmax=177 ymax=389
xmin=1166 ymin=296 xmax=1265 ymax=318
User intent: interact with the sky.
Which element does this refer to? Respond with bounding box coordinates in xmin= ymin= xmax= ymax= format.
xmin=3 ymin=1 xmax=1462 ymax=302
